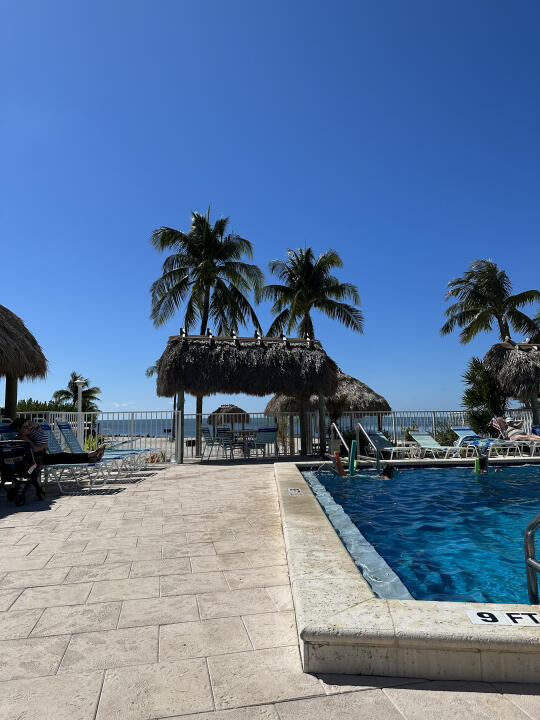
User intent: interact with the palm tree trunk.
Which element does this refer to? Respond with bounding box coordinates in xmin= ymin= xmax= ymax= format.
xmin=497 ymin=317 xmax=510 ymax=341
xmin=195 ymin=288 xmax=211 ymax=457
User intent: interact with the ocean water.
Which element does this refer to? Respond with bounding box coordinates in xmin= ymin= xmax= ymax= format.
xmin=307 ymin=465 xmax=540 ymax=604
xmin=96 ymin=416 xmax=282 ymax=438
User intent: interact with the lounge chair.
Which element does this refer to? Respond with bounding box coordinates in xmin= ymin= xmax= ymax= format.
xmin=200 ymin=426 xmax=235 ymax=459
xmin=359 ymin=427 xmax=414 ymax=460
xmin=410 ymin=432 xmax=473 ymax=459
xmin=55 ymin=420 xmax=142 ymax=470
xmin=246 ymin=427 xmax=278 ymax=458
xmin=487 ymin=418 xmax=539 ymax=457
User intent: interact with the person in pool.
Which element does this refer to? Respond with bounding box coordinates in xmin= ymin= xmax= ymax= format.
xmin=378 ymin=464 xmax=394 ymax=479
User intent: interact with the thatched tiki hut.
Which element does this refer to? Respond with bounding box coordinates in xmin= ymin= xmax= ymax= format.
xmin=157 ymin=334 xmax=338 ymax=459
xmin=483 ymin=341 xmax=540 ymax=424
xmin=0 ymin=305 xmax=47 ymax=420
xmin=265 ymin=370 xmax=391 ymax=452
xmin=208 ymin=404 xmax=250 ymax=433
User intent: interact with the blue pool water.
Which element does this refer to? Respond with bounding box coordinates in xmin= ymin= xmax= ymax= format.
xmin=306 ymin=465 xmax=540 ymax=604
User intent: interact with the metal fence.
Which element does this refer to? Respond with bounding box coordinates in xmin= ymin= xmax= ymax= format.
xmin=15 ymin=407 xmax=534 ymax=463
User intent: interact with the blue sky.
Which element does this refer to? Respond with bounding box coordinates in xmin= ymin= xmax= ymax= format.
xmin=2 ymin=0 xmax=539 ymax=413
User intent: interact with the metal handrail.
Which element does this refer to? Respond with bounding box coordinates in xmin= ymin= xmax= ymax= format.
xmin=330 ymin=422 xmax=349 ymax=455
xmin=356 ymin=422 xmax=382 ymax=470
xmin=525 ymin=512 xmax=540 ymax=604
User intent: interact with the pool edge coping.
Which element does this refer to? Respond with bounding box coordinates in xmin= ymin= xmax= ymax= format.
xmin=275 ymin=462 xmax=540 ymax=682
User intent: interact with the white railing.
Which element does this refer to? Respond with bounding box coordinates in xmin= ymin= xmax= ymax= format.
xmin=15 ymin=408 xmax=535 ymax=463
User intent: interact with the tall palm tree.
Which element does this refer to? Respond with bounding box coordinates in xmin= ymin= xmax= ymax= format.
xmin=150 ymin=210 xmax=264 ymax=452
xmin=440 ymin=259 xmax=540 ymax=343
xmin=261 ymin=248 xmax=363 ymax=338
xmin=52 ymin=371 xmax=101 ymax=412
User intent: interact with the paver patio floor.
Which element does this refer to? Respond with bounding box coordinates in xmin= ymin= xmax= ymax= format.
xmin=1 ymin=462 xmax=540 ymax=718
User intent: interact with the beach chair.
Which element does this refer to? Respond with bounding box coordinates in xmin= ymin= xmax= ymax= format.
xmin=246 ymin=427 xmax=278 ymax=458
xmin=55 ymin=420 xmax=141 ymax=471
xmin=487 ymin=418 xmax=539 ymax=457
xmin=38 ymin=422 xmax=110 ymax=492
xmin=201 ymin=426 xmax=222 ymax=459
xmin=410 ymin=432 xmax=472 ymax=459
xmin=359 ymin=427 xmax=413 ymax=461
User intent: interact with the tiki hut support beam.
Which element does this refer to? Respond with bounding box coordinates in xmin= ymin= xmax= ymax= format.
xmin=318 ymin=393 xmax=326 ymax=456
xmin=4 ymin=374 xmax=17 ymax=421
xmin=289 ymin=414 xmax=295 ymax=456
xmin=175 ymin=390 xmax=185 ymax=463
xmin=299 ymin=394 xmax=307 ymax=456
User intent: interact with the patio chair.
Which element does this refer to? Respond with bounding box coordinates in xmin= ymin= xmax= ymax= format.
xmin=201 ymin=426 xmax=222 ymax=459
xmin=246 ymin=427 xmax=278 ymax=458
xmin=410 ymin=432 xmax=473 ymax=459
xmin=452 ymin=425 xmax=524 ymax=458
xmin=487 ymin=418 xmax=539 ymax=457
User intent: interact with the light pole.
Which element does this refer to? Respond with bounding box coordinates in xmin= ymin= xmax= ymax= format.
xmin=74 ymin=377 xmax=85 ymax=447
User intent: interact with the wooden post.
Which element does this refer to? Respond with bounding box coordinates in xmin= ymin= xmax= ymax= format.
xmin=318 ymin=393 xmax=326 ymax=456
xmin=4 ymin=375 xmax=17 ymax=420
xmin=289 ymin=414 xmax=295 ymax=456
xmin=531 ymin=395 xmax=540 ymax=426
xmin=299 ymin=394 xmax=307 ymax=456
xmin=175 ymin=390 xmax=185 ymax=463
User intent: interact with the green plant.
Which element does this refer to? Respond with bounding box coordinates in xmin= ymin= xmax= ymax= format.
xmin=84 ymin=433 xmax=105 ymax=451
xmin=462 ymin=356 xmax=507 ymax=435
xmin=401 ymin=424 xmax=418 ymax=442
xmin=433 ymin=426 xmax=458 ymax=446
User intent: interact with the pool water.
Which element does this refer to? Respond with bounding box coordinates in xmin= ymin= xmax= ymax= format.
xmin=307 ymin=465 xmax=540 ymax=604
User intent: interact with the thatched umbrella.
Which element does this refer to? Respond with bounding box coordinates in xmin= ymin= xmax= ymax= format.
xmin=157 ymin=334 xmax=338 ymax=458
xmin=265 ymin=370 xmax=390 ymax=453
xmin=208 ymin=404 xmax=250 ymax=432
xmin=265 ymin=370 xmax=391 ymax=422
xmin=483 ymin=341 xmax=540 ymax=424
xmin=0 ymin=305 xmax=47 ymax=420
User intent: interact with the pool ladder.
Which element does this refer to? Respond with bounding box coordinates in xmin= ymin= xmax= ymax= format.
xmin=525 ymin=512 xmax=540 ymax=603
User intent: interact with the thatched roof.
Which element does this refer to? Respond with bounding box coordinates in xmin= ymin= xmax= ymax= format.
xmin=157 ymin=335 xmax=338 ymax=398
xmin=208 ymin=404 xmax=250 ymax=424
xmin=264 ymin=370 xmax=391 ymax=417
xmin=483 ymin=342 xmax=540 ymax=401
xmin=0 ymin=305 xmax=47 ymax=380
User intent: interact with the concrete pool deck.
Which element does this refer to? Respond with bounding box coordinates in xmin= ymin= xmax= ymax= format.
xmin=0 ymin=463 xmax=539 ymax=718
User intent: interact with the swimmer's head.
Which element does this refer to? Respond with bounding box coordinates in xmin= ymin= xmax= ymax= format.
xmin=379 ymin=464 xmax=394 ymax=479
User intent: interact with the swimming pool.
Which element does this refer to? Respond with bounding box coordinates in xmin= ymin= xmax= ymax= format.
xmin=304 ymin=465 xmax=540 ymax=604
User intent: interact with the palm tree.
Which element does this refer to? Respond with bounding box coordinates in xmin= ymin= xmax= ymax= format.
xmin=150 ymin=210 xmax=264 ymax=452
xmin=261 ymin=248 xmax=363 ymax=338
xmin=461 ymin=357 xmax=507 ymax=434
xmin=261 ymin=247 xmax=362 ymax=456
xmin=52 ymin=371 xmax=101 ymax=412
xmin=440 ymin=259 xmax=540 ymax=343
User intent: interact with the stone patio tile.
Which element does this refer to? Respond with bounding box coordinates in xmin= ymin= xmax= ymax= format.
xmin=84 ymin=536 xmax=138 ymax=550
xmin=0 ymin=609 xmax=42 ymax=640
xmin=185 ymin=530 xmax=236 ymax=543
xmin=214 ymin=539 xmax=284 ymax=555
xmin=87 ymin=576 xmax=159 ymax=603
xmin=11 ymin=582 xmax=92 ymax=610
xmin=276 ymin=689 xmax=404 ymax=719
xmin=247 ymin=551 xmax=287 ymax=568
xmin=0 ymin=635 xmax=70 ymax=680
xmin=3 ymin=543 xmax=39 ymax=557
xmin=46 ymin=550 xmax=108 ymax=567
xmin=265 ymin=585 xmax=294 ymax=611
xmin=30 ymin=539 xmax=89 ymax=554
xmin=105 ymin=548 xmax=162 ymax=563
xmin=31 ymin=601 xmax=121 ymax=637
xmin=161 ymin=571 xmax=229 ymax=597
xmin=225 ymin=567 xmax=289 ymax=590
xmin=96 ymin=658 xmax=213 ymax=720
xmin=0 ymin=670 xmax=103 ymax=720
xmin=190 ymin=553 xmax=252 ymax=573
xmin=208 ymin=646 xmax=325 ymax=709
xmin=242 ymin=611 xmax=297 ymax=649
xmin=59 ymin=625 xmax=158 ymax=673
xmin=171 ymin=706 xmax=278 ymax=720
xmin=64 ymin=563 xmax=132 ymax=584
xmin=0 ymin=588 xmax=23 ymax=610
xmin=130 ymin=557 xmax=190 ymax=578
xmin=0 ymin=566 xmax=70 ymax=589
xmin=492 ymin=683 xmax=540 ymax=719
xmin=163 ymin=542 xmax=216 ymax=558
xmin=0 ymin=554 xmax=52 ymax=573
xmin=384 ymin=681 xmax=529 ymax=719
xmin=160 ymin=617 xmax=251 ymax=661
xmin=198 ymin=588 xmax=277 ymax=619
xmin=118 ymin=595 xmax=199 ymax=628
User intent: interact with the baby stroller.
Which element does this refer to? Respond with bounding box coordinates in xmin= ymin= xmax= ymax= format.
xmin=0 ymin=441 xmax=43 ymax=506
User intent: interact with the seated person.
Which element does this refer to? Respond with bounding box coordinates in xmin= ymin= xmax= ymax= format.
xmin=11 ymin=418 xmax=106 ymax=465
xmin=491 ymin=417 xmax=539 ymax=442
